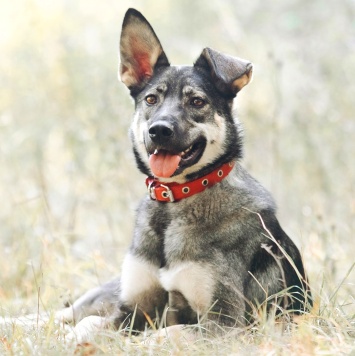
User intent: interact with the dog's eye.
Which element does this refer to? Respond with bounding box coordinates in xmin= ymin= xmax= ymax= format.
xmin=145 ymin=95 xmax=157 ymax=105
xmin=190 ymin=97 xmax=206 ymax=108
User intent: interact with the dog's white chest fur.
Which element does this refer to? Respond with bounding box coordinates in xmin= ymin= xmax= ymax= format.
xmin=160 ymin=262 xmax=216 ymax=313
xmin=120 ymin=254 xmax=216 ymax=314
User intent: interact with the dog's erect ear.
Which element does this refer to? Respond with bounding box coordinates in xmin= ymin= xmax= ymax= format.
xmin=119 ymin=8 xmax=170 ymax=92
xmin=194 ymin=47 xmax=253 ymax=96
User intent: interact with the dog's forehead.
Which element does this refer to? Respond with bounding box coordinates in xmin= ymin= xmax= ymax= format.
xmin=150 ymin=65 xmax=210 ymax=92
xmin=172 ymin=65 xmax=206 ymax=85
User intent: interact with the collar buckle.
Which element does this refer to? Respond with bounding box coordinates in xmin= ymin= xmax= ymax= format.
xmin=147 ymin=181 xmax=157 ymax=200
xmin=147 ymin=181 xmax=175 ymax=202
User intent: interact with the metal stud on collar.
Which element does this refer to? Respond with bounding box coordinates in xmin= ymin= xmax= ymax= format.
xmin=182 ymin=186 xmax=190 ymax=194
xmin=160 ymin=184 xmax=175 ymax=202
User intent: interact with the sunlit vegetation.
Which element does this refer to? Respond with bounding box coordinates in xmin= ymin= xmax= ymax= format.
xmin=0 ymin=0 xmax=354 ymax=354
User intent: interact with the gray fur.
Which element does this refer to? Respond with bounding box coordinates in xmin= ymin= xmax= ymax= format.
xmin=59 ymin=8 xmax=311 ymax=337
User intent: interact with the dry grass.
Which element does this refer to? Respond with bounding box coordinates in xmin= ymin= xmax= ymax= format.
xmin=0 ymin=290 xmax=354 ymax=355
xmin=0 ymin=0 xmax=354 ymax=354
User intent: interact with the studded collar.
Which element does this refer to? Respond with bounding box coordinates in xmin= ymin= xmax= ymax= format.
xmin=145 ymin=161 xmax=235 ymax=202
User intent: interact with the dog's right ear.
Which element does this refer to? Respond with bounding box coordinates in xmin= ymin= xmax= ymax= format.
xmin=119 ymin=9 xmax=170 ymax=92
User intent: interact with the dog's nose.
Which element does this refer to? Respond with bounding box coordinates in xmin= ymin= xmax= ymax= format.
xmin=148 ymin=121 xmax=174 ymax=142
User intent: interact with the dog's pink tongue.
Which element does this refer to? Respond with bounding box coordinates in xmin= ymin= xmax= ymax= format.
xmin=149 ymin=151 xmax=181 ymax=178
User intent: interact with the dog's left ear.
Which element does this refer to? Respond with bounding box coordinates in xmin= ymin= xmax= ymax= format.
xmin=194 ymin=47 xmax=253 ymax=96
xmin=119 ymin=8 xmax=170 ymax=92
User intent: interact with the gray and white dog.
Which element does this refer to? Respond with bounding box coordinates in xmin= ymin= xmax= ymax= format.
xmin=58 ymin=8 xmax=311 ymax=339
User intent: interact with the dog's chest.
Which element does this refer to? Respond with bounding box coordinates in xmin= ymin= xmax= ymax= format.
xmin=150 ymin=193 xmax=231 ymax=262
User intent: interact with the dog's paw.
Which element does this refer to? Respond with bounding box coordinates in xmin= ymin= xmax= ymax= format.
xmin=55 ymin=307 xmax=74 ymax=324
xmin=144 ymin=324 xmax=197 ymax=347
xmin=65 ymin=316 xmax=107 ymax=344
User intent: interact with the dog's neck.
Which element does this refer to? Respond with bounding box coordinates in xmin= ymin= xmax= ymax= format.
xmin=146 ymin=161 xmax=235 ymax=202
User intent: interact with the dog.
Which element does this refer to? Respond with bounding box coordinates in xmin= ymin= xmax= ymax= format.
xmin=56 ymin=8 xmax=312 ymax=341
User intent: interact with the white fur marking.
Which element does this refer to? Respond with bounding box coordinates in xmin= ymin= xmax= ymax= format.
xmin=66 ymin=316 xmax=108 ymax=344
xmin=131 ymin=111 xmax=150 ymax=171
xmin=160 ymin=262 xmax=216 ymax=314
xmin=55 ymin=308 xmax=74 ymax=323
xmin=120 ymin=253 xmax=160 ymax=304
xmin=199 ymin=113 xmax=226 ymax=166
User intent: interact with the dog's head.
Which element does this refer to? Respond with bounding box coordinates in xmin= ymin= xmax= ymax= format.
xmin=119 ymin=8 xmax=253 ymax=183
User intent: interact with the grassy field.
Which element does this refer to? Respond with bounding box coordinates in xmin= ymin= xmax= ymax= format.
xmin=0 ymin=0 xmax=354 ymax=354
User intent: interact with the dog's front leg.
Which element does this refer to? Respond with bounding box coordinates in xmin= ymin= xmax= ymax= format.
xmin=166 ymin=290 xmax=197 ymax=326
xmin=56 ymin=277 xmax=120 ymax=324
xmin=113 ymin=252 xmax=168 ymax=331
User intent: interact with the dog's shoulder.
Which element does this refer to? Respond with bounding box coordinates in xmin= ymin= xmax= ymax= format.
xmin=225 ymin=163 xmax=277 ymax=214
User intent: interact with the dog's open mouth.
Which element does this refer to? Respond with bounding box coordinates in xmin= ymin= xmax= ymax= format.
xmin=148 ymin=139 xmax=206 ymax=178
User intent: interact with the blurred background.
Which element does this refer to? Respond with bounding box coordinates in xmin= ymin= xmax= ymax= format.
xmin=0 ymin=0 xmax=354 ymax=315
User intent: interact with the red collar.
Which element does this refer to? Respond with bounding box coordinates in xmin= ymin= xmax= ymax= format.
xmin=146 ymin=161 xmax=235 ymax=202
